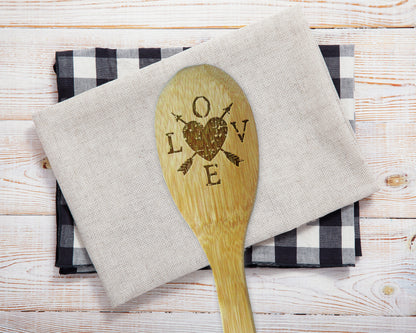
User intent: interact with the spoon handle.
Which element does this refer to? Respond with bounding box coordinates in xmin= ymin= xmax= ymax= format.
xmin=204 ymin=237 xmax=256 ymax=333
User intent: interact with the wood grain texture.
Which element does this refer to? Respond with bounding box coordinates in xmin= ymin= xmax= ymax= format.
xmin=357 ymin=122 xmax=416 ymax=217
xmin=1 ymin=216 xmax=415 ymax=316
xmin=0 ymin=121 xmax=55 ymax=215
xmin=155 ymin=64 xmax=259 ymax=332
xmin=1 ymin=312 xmax=416 ymax=333
xmin=0 ymin=28 xmax=223 ymax=121
xmin=1 ymin=4 xmax=415 ymax=329
xmin=2 ymin=120 xmax=416 ymax=217
xmin=0 ymin=0 xmax=414 ymax=29
xmin=0 ymin=28 xmax=415 ymax=217
xmin=312 ymin=28 xmax=416 ymax=124
xmin=1 ymin=28 xmax=415 ymax=121
xmin=155 ymin=65 xmax=258 ymax=227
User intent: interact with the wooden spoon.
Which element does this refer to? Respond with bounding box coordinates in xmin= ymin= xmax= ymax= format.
xmin=155 ymin=64 xmax=259 ymax=333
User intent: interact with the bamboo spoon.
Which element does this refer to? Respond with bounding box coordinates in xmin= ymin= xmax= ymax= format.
xmin=155 ymin=64 xmax=259 ymax=333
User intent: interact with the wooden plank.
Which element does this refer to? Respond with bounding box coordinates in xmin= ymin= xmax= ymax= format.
xmin=0 ymin=0 xmax=414 ymax=29
xmin=1 ymin=312 xmax=416 ymax=333
xmin=1 ymin=28 xmax=414 ymax=122
xmin=1 ymin=216 xmax=415 ymax=315
xmin=0 ymin=28 xmax=225 ymax=121
xmin=0 ymin=121 xmax=55 ymax=215
xmin=1 ymin=28 xmax=415 ymax=217
xmin=2 ymin=120 xmax=416 ymax=217
xmin=313 ymin=28 xmax=416 ymax=123
xmin=0 ymin=29 xmax=415 ymax=215
xmin=357 ymin=122 xmax=416 ymax=218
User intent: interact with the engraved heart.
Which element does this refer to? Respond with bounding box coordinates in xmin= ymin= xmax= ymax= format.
xmin=183 ymin=117 xmax=228 ymax=161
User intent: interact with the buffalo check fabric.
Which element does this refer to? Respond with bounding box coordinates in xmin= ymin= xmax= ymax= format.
xmin=54 ymin=44 xmax=359 ymax=274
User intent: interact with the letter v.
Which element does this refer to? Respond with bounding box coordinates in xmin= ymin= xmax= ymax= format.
xmin=230 ymin=119 xmax=249 ymax=143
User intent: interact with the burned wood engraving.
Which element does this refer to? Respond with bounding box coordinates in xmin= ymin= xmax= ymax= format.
xmin=165 ymin=132 xmax=183 ymax=154
xmin=230 ymin=119 xmax=249 ymax=143
xmin=156 ymin=64 xmax=257 ymax=189
xmin=171 ymin=98 xmax=244 ymax=179
xmin=155 ymin=64 xmax=259 ymax=333
xmin=204 ymin=164 xmax=221 ymax=186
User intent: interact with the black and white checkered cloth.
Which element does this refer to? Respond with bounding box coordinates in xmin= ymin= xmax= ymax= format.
xmin=54 ymin=45 xmax=360 ymax=274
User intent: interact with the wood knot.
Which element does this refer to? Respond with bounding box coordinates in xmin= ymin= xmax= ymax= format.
xmin=382 ymin=285 xmax=395 ymax=296
xmin=408 ymin=234 xmax=416 ymax=251
xmin=41 ymin=157 xmax=51 ymax=169
xmin=385 ymin=174 xmax=408 ymax=187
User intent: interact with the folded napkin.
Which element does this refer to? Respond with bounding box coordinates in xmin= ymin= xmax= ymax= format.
xmin=33 ymin=7 xmax=378 ymax=306
xmin=53 ymin=44 xmax=361 ymax=274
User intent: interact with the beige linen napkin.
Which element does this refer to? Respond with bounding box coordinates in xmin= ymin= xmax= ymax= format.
xmin=33 ymin=7 xmax=379 ymax=307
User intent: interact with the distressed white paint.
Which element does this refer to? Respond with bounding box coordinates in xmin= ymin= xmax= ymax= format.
xmin=1 ymin=312 xmax=416 ymax=333
xmin=1 ymin=1 xmax=415 ymax=330
xmin=1 ymin=29 xmax=416 ymax=217
xmin=1 ymin=216 xmax=415 ymax=316
xmin=0 ymin=0 xmax=414 ymax=28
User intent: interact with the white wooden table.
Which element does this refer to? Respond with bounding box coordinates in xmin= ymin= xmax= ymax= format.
xmin=1 ymin=1 xmax=416 ymax=332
